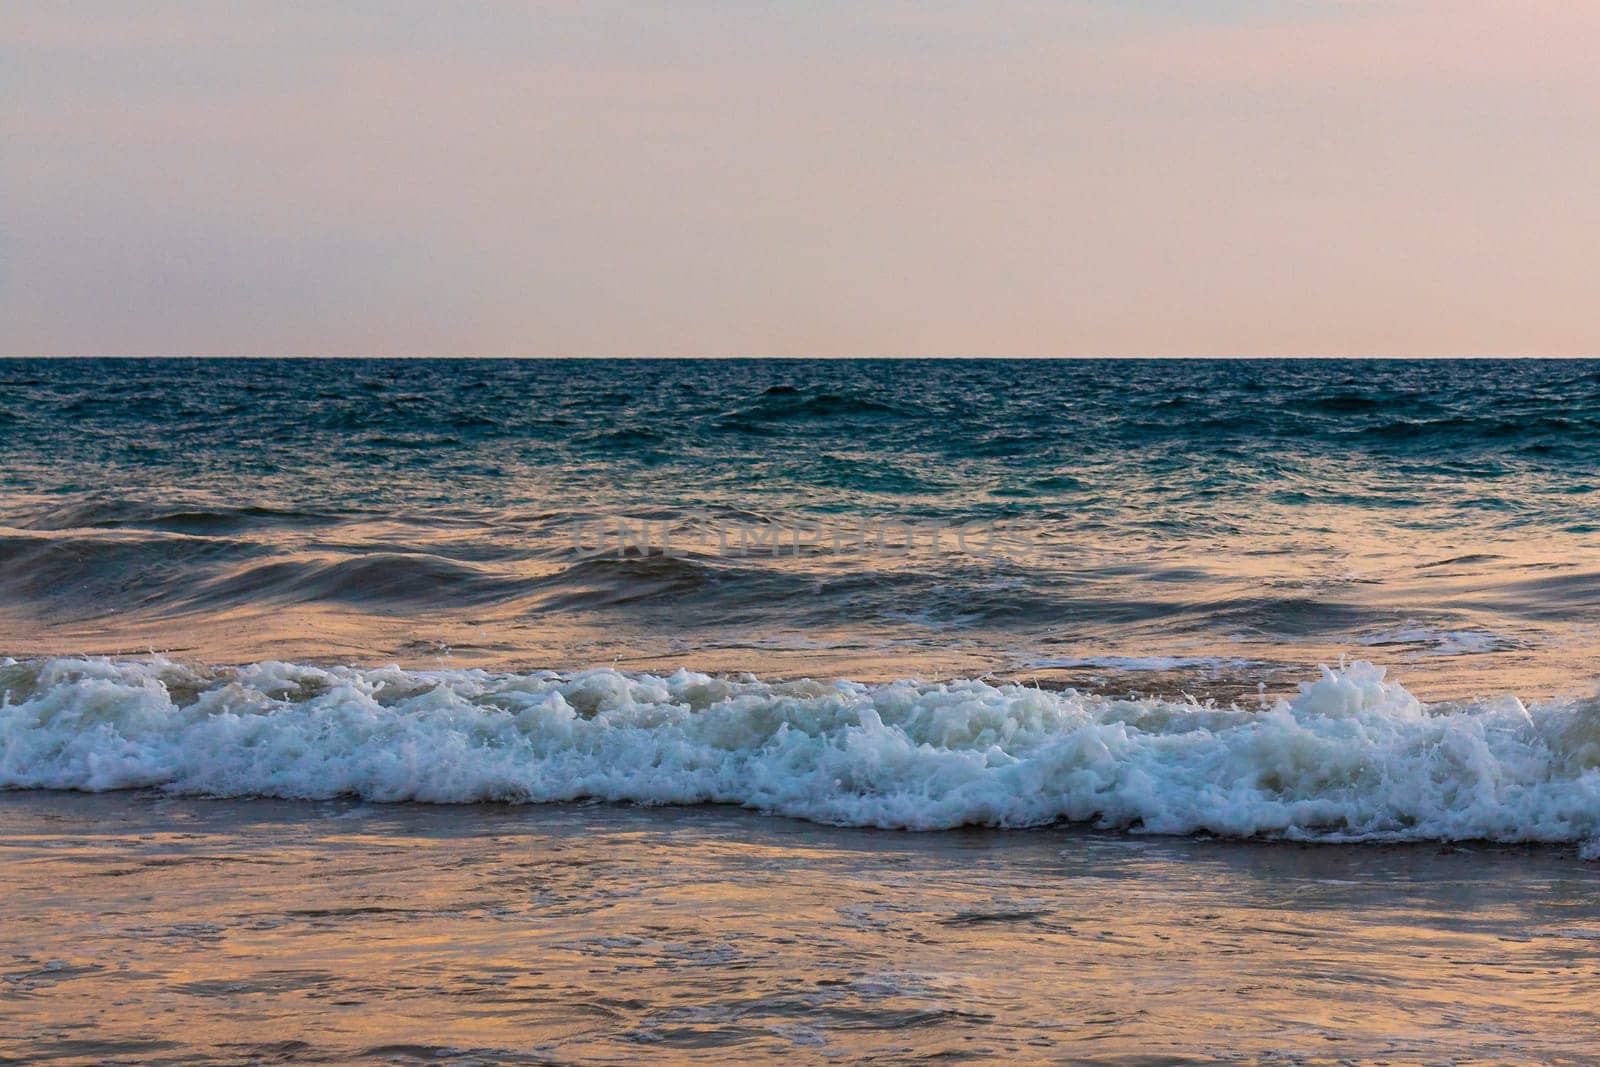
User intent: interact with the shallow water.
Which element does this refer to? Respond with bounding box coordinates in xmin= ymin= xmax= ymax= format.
xmin=3 ymin=792 xmax=1598 ymax=1066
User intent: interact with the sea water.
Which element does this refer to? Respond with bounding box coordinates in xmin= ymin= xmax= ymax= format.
xmin=5 ymin=357 xmax=1600 ymax=1063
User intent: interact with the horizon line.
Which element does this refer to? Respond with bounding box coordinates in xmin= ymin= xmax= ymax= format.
xmin=1 ymin=353 xmax=1596 ymax=361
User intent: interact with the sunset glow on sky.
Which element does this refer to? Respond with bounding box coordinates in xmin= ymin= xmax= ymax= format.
xmin=4 ymin=1 xmax=1597 ymax=356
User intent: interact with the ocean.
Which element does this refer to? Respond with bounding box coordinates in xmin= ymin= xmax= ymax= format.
xmin=4 ymin=357 xmax=1600 ymax=1064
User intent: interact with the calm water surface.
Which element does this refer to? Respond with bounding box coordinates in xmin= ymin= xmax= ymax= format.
xmin=3 ymin=792 xmax=1598 ymax=1066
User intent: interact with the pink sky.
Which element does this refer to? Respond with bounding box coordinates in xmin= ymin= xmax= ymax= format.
xmin=3 ymin=2 xmax=1597 ymax=356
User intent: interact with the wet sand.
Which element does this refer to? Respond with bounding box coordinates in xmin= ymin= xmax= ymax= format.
xmin=4 ymin=791 xmax=1599 ymax=1065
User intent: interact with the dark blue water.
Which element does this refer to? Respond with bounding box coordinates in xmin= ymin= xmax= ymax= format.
xmin=5 ymin=357 xmax=1599 ymax=521
xmin=2 ymin=357 xmax=1597 ymax=695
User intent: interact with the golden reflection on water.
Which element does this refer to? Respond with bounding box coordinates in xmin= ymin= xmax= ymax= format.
xmin=3 ymin=793 xmax=1599 ymax=1065
xmin=3 ymin=487 xmax=1599 ymax=703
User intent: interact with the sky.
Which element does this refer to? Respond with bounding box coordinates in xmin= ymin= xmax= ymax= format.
xmin=3 ymin=1 xmax=1597 ymax=357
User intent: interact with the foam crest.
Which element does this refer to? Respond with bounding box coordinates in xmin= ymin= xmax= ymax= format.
xmin=3 ymin=657 xmax=1600 ymax=850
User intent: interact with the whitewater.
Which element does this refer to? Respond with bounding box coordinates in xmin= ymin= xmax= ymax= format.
xmin=5 ymin=655 xmax=1600 ymax=853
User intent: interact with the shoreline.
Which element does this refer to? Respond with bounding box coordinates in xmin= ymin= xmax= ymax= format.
xmin=5 ymin=790 xmax=1599 ymax=1065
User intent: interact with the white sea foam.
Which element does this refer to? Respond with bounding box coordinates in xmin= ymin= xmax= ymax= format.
xmin=1356 ymin=627 xmax=1519 ymax=656
xmin=4 ymin=657 xmax=1600 ymax=850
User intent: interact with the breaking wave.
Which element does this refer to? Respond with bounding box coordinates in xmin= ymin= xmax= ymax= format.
xmin=5 ymin=657 xmax=1600 ymax=852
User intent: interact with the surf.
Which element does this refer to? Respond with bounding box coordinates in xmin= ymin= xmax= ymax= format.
xmin=5 ymin=656 xmax=1600 ymax=854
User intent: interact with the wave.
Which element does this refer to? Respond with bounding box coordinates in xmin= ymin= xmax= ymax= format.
xmin=523 ymin=552 xmax=740 ymax=611
xmin=184 ymin=553 xmax=520 ymax=609
xmin=0 ymin=533 xmax=524 ymax=613
xmin=4 ymin=657 xmax=1600 ymax=853
xmin=0 ymin=531 xmax=273 ymax=607
xmin=713 ymin=390 xmax=919 ymax=434
xmin=14 ymin=498 xmax=345 ymax=534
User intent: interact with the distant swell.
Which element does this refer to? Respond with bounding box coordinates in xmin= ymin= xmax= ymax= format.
xmin=4 ymin=657 xmax=1600 ymax=853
